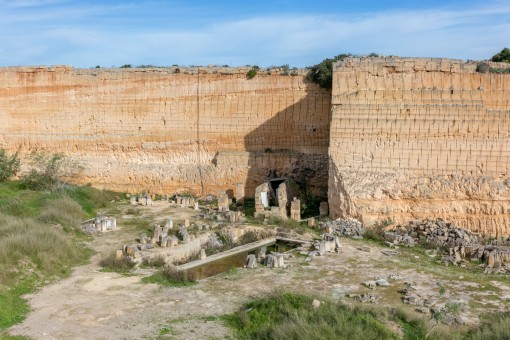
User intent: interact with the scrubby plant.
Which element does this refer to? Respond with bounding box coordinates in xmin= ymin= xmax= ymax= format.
xmin=37 ymin=197 xmax=85 ymax=231
xmin=20 ymin=151 xmax=84 ymax=191
xmin=142 ymin=266 xmax=197 ymax=286
xmin=247 ymin=66 xmax=259 ymax=79
xmin=99 ymin=253 xmax=136 ymax=273
xmin=0 ymin=148 xmax=20 ymax=182
xmin=476 ymin=63 xmax=490 ymax=73
xmin=280 ymin=64 xmax=290 ymax=76
xmin=141 ymin=255 xmax=167 ymax=268
xmin=468 ymin=313 xmax=510 ymax=339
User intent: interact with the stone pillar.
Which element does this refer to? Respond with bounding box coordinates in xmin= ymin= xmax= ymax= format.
xmin=290 ymin=197 xmax=300 ymax=221
xmin=165 ymin=218 xmax=173 ymax=230
xmin=218 ymin=190 xmax=230 ymax=212
xmin=277 ymin=182 xmax=288 ymax=219
xmin=235 ymin=182 xmax=245 ymax=203
xmin=255 ymin=182 xmax=269 ymax=213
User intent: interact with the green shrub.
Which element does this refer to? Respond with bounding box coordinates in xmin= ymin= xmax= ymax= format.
xmin=142 ymin=266 xmax=197 ymax=286
xmin=491 ymin=48 xmax=510 ymax=63
xmin=247 ymin=67 xmax=258 ymax=79
xmin=280 ymin=64 xmax=290 ymax=76
xmin=20 ymin=152 xmax=84 ymax=191
xmin=99 ymin=253 xmax=136 ymax=273
xmin=307 ymin=54 xmax=352 ymax=89
xmin=0 ymin=148 xmax=20 ymax=182
xmin=476 ymin=63 xmax=490 ymax=73
xmin=142 ymin=255 xmax=166 ymax=268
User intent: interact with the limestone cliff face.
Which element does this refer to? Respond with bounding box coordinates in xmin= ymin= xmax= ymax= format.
xmin=0 ymin=66 xmax=331 ymax=196
xmin=329 ymin=57 xmax=510 ymax=235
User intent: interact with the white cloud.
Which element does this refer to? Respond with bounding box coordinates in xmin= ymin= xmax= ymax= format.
xmin=0 ymin=2 xmax=509 ymax=67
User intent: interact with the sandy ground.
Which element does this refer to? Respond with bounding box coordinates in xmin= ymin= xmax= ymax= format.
xmin=8 ymin=202 xmax=510 ymax=339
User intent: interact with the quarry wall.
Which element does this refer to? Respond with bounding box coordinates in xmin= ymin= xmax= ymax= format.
xmin=0 ymin=66 xmax=331 ymax=196
xmin=329 ymin=57 xmax=510 ymax=235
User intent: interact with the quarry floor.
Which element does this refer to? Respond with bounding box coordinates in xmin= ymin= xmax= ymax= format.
xmin=8 ymin=202 xmax=510 ymax=339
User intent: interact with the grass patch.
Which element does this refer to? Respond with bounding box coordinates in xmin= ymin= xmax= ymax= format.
xmin=37 ymin=197 xmax=86 ymax=231
xmin=223 ymin=292 xmax=398 ymax=340
xmin=467 ymin=312 xmax=510 ymax=339
xmin=99 ymin=253 xmax=136 ymax=273
xmin=390 ymin=308 xmax=428 ymax=340
xmin=142 ymin=267 xmax=197 ymax=287
xmin=60 ymin=185 xmax=120 ymax=217
xmin=141 ymin=255 xmax=167 ymax=268
xmin=0 ymin=277 xmax=34 ymax=329
xmin=0 ymin=181 xmax=113 ymax=330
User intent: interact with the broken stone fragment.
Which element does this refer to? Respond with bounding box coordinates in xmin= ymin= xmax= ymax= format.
xmin=415 ymin=307 xmax=430 ymax=314
xmin=363 ymin=281 xmax=377 ymax=288
xmin=160 ymin=236 xmax=168 ymax=247
xmin=375 ymin=279 xmax=390 ymax=287
xmin=312 ymin=299 xmax=321 ymax=309
xmin=245 ymin=254 xmax=257 ymax=268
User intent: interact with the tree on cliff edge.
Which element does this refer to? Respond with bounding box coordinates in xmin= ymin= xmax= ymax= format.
xmin=307 ymin=53 xmax=379 ymax=89
xmin=307 ymin=54 xmax=351 ymax=89
xmin=491 ymin=48 xmax=510 ymax=63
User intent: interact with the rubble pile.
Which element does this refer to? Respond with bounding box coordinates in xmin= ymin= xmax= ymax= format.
xmin=384 ymin=219 xmax=479 ymax=248
xmin=386 ymin=219 xmax=510 ymax=272
xmin=319 ymin=218 xmax=365 ymax=238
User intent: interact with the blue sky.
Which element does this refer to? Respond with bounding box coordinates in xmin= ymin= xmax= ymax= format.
xmin=0 ymin=0 xmax=509 ymax=67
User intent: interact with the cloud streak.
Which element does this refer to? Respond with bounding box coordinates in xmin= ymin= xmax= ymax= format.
xmin=0 ymin=1 xmax=509 ymax=67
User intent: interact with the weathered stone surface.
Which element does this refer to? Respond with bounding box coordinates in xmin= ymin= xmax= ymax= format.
xmin=290 ymin=198 xmax=300 ymax=221
xmin=245 ymin=254 xmax=257 ymax=268
xmin=329 ymin=57 xmax=510 ymax=235
xmin=0 ymin=67 xmax=330 ymax=198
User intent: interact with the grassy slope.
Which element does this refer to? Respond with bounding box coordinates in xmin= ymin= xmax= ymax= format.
xmin=0 ymin=181 xmax=119 ymax=333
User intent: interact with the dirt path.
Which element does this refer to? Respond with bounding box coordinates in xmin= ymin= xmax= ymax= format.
xmin=8 ymin=203 xmax=510 ymax=338
xmin=9 ymin=204 xmax=237 ymax=339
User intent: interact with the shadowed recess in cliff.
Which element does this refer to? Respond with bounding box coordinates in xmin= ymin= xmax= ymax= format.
xmin=242 ymin=81 xmax=331 ymax=201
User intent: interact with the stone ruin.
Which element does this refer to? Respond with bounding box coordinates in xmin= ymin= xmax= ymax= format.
xmin=130 ymin=193 xmax=153 ymax=206
xmin=217 ymin=190 xmax=230 ymax=212
xmin=81 ymin=216 xmax=117 ymax=234
xmin=120 ymin=217 xmax=204 ymax=262
xmin=245 ymin=246 xmax=287 ymax=269
xmin=174 ymin=195 xmax=195 ymax=207
xmin=254 ymin=179 xmax=301 ymax=220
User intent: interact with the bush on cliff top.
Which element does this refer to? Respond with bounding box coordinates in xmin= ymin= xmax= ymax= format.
xmin=491 ymin=47 xmax=510 ymax=63
xmin=307 ymin=53 xmax=379 ymax=89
